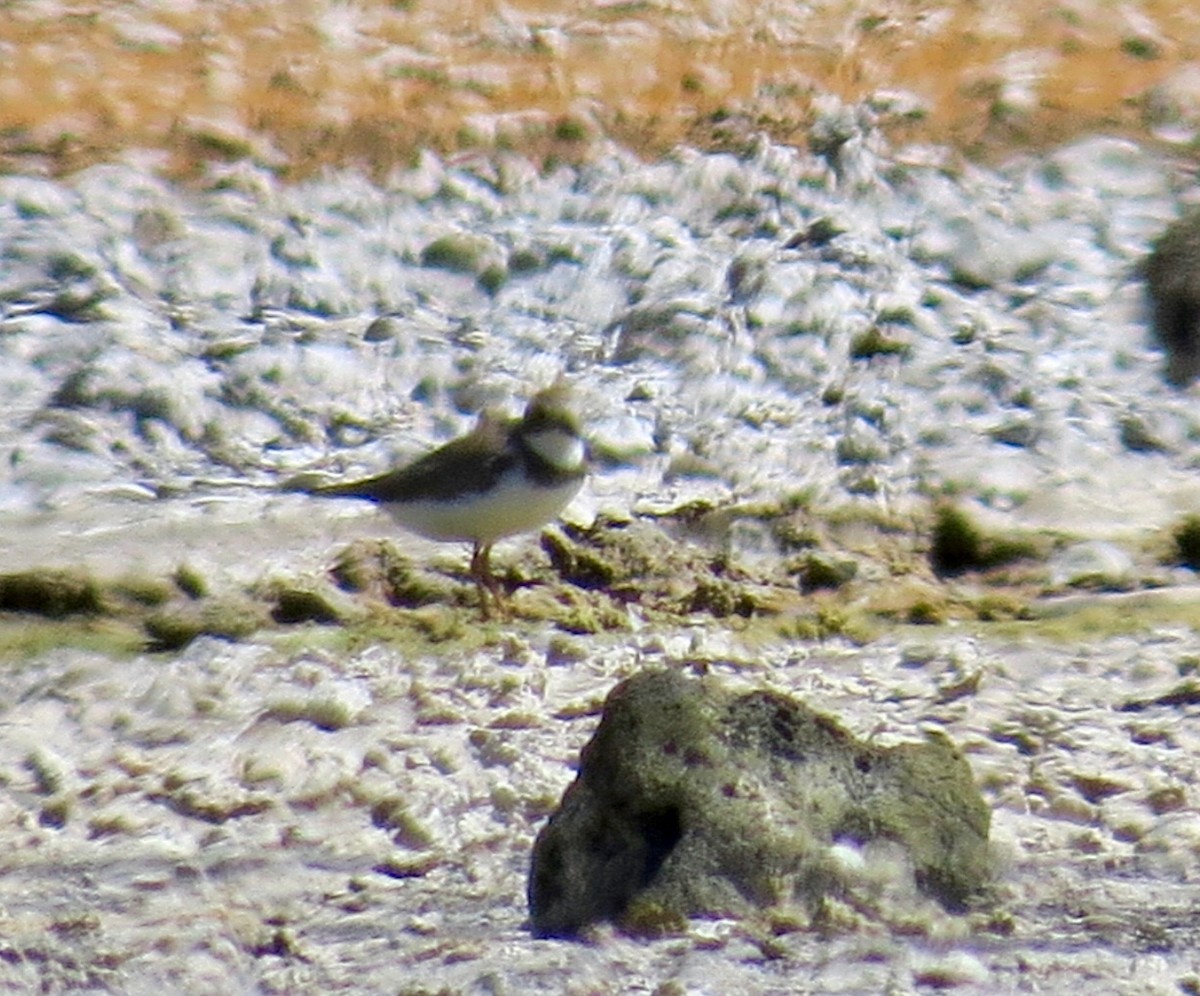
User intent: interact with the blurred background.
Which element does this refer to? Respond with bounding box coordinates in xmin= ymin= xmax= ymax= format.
xmin=3 ymin=0 xmax=1198 ymax=179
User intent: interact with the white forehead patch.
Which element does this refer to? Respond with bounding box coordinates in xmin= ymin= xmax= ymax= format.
xmin=526 ymin=428 xmax=585 ymax=472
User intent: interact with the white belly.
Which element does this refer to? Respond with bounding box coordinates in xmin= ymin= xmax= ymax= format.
xmin=384 ymin=471 xmax=583 ymax=544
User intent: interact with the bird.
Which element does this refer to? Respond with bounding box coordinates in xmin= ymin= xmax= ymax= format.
xmin=309 ymin=383 xmax=587 ymax=617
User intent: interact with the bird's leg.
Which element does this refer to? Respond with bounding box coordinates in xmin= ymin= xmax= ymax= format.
xmin=470 ymin=542 xmax=503 ymax=619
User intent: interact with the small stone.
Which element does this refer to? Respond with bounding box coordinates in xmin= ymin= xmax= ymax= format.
xmin=362 ymin=314 xmax=405 ymax=342
xmin=1117 ymin=411 xmax=1169 ymax=453
xmin=1049 ymin=540 xmax=1135 ymax=590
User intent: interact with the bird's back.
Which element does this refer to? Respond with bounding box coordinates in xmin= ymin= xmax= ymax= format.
xmin=313 ymin=415 xmax=517 ymax=505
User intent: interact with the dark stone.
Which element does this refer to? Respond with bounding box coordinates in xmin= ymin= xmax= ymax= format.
xmin=528 ymin=668 xmax=991 ymax=938
xmin=1146 ymin=208 xmax=1200 ymax=386
xmin=362 ymin=315 xmax=404 ymax=342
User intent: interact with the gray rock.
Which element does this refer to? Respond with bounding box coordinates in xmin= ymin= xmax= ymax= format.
xmin=1117 ymin=410 xmax=1171 ymax=454
xmin=1146 ymin=206 xmax=1200 ymax=386
xmin=528 ymin=668 xmax=990 ymax=938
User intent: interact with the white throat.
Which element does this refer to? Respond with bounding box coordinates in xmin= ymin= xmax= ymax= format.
xmin=525 ymin=428 xmax=585 ymax=472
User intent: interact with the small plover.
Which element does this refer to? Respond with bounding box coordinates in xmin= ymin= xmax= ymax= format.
xmin=313 ymin=384 xmax=587 ymax=616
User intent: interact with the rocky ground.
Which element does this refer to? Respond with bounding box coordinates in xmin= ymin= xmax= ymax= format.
xmin=1 ymin=123 xmax=1199 ymax=992
xmin=3 ymin=2 xmax=1200 ymax=992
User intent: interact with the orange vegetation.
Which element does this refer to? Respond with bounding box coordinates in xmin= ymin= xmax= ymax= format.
xmin=1 ymin=0 xmax=1198 ymax=179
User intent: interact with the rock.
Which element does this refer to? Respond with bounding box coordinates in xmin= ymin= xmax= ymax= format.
xmin=1049 ymin=540 xmax=1135 ymax=590
xmin=528 ymin=668 xmax=991 ymax=939
xmin=1117 ymin=411 xmax=1170 ymax=454
xmin=1146 ymin=207 xmax=1200 ymax=386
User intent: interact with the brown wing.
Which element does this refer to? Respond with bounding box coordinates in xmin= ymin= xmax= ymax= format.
xmin=314 ymin=414 xmax=517 ymax=503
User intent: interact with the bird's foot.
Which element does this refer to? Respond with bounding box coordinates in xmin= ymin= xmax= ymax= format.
xmin=471 ymin=544 xmax=507 ymax=621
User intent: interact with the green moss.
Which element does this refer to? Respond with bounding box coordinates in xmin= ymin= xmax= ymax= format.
xmin=991 ymin=590 xmax=1200 ymax=643
xmin=407 ymin=604 xmax=470 ymax=643
xmin=795 ymin=217 xmax=844 ymax=246
xmin=269 ymin=584 xmax=347 ymax=625
xmin=541 ymin=529 xmax=620 ymax=589
xmin=386 ymin=563 xmax=463 ymax=610
xmin=47 ymin=252 xmax=97 ymax=282
xmin=948 ymin=262 xmax=994 ymax=291
xmin=849 ymin=326 xmax=911 ymax=361
xmin=683 ymin=577 xmax=756 ymax=618
xmin=929 ymin=503 xmax=1043 ymax=576
xmin=189 ymin=129 xmax=253 ymax=160
xmin=265 ymin=606 xmax=466 ymax=658
xmin=387 ymin=64 xmax=449 ymax=86
xmin=619 ymin=898 xmax=689 ymax=938
xmin=876 ymin=304 xmax=918 ymax=327
xmin=774 ymin=518 xmax=819 ymax=551
xmin=262 ymin=694 xmax=359 ymax=732
xmin=930 ymin=504 xmax=983 ymax=573
xmin=835 ymin=434 xmax=885 ymax=465
xmin=111 ymin=575 xmax=174 ymax=607
xmin=0 ymin=569 xmax=107 ymax=618
xmin=1172 ymin=514 xmax=1200 ymax=569
xmin=907 ymin=599 xmax=946 ymax=625
xmin=144 ymin=599 xmax=267 ymax=651
xmin=508 ymin=247 xmax=542 ymax=273
xmin=971 ymin=593 xmax=1030 ymax=622
xmin=779 ymin=605 xmax=870 ymax=643
xmin=478 ymin=262 xmax=508 ymax=296
xmin=550 ymin=597 xmax=623 ymax=635
xmin=546 ymin=244 xmax=581 ymax=267
xmin=26 ymin=749 xmax=63 ymax=794
xmin=553 ymin=117 xmax=588 ymax=142
xmin=420 ymin=233 xmax=492 ymax=274
xmin=329 ymin=541 xmax=383 ymax=593
xmin=822 ymin=502 xmax=910 ymax=534
xmin=1120 ymin=36 xmax=1161 ymax=60
xmin=821 ymin=383 xmax=845 ymax=406
xmin=329 ymin=540 xmax=461 ymax=608
xmin=0 ymin=618 xmax=144 ymax=661
xmin=368 ymin=796 xmax=435 ymax=848
xmin=173 ymin=563 xmax=208 ymax=599
xmin=791 ymin=552 xmax=857 ymax=592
